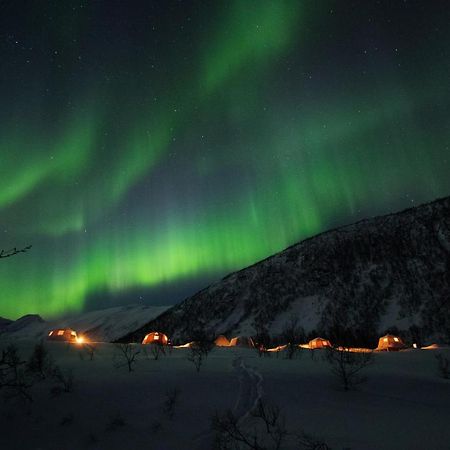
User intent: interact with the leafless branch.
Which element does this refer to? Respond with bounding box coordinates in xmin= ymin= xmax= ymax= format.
xmin=0 ymin=245 xmax=32 ymax=259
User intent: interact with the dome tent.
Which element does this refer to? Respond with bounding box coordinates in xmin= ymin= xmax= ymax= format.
xmin=47 ymin=328 xmax=78 ymax=342
xmin=214 ymin=335 xmax=230 ymax=347
xmin=308 ymin=337 xmax=332 ymax=349
xmin=142 ymin=331 xmax=169 ymax=345
xmin=229 ymin=336 xmax=255 ymax=348
xmin=376 ymin=334 xmax=405 ymax=351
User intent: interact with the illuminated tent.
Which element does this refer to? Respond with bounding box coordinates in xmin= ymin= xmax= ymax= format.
xmin=142 ymin=331 xmax=169 ymax=345
xmin=214 ymin=335 xmax=230 ymax=347
xmin=229 ymin=336 xmax=255 ymax=348
xmin=376 ymin=334 xmax=405 ymax=351
xmin=47 ymin=328 xmax=78 ymax=342
xmin=308 ymin=337 xmax=332 ymax=349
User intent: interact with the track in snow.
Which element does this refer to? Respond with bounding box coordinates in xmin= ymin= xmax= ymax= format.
xmin=194 ymin=355 xmax=264 ymax=449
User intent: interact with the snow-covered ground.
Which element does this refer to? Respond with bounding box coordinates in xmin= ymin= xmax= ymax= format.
xmin=0 ymin=341 xmax=449 ymax=450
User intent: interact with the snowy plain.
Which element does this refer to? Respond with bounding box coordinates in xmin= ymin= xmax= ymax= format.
xmin=0 ymin=340 xmax=449 ymax=450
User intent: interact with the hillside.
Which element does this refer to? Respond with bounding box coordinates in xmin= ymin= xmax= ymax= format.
xmin=0 ymin=305 xmax=169 ymax=342
xmin=120 ymin=196 xmax=450 ymax=346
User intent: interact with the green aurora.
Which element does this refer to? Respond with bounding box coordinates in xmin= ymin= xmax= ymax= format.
xmin=1 ymin=1 xmax=449 ymax=318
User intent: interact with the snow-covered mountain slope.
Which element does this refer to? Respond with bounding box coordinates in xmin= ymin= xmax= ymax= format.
xmin=0 ymin=305 xmax=170 ymax=342
xmin=0 ymin=316 xmax=13 ymax=332
xmin=121 ymin=196 xmax=450 ymax=346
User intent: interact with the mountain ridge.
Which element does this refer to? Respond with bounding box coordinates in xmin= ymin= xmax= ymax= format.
xmin=119 ymin=195 xmax=450 ymax=346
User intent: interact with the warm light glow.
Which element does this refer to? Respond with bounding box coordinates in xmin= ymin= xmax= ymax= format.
xmin=393 ymin=337 xmax=400 ymax=342
xmin=383 ymin=338 xmax=388 ymax=342
xmin=76 ymin=335 xmax=85 ymax=344
xmin=413 ymin=343 xmax=418 ymax=348
xmin=57 ymin=330 xmax=64 ymax=336
xmin=48 ymin=331 xmax=53 ymax=336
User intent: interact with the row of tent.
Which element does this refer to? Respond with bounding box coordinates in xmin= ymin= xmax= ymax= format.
xmin=141 ymin=332 xmax=407 ymax=351
xmin=141 ymin=333 xmax=330 ymax=349
xmin=47 ymin=328 xmax=408 ymax=351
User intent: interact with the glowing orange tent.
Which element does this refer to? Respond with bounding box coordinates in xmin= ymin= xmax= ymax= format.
xmin=214 ymin=335 xmax=230 ymax=347
xmin=229 ymin=336 xmax=255 ymax=348
xmin=142 ymin=331 xmax=169 ymax=345
xmin=47 ymin=328 xmax=78 ymax=342
xmin=376 ymin=334 xmax=405 ymax=351
xmin=308 ymin=337 xmax=332 ymax=349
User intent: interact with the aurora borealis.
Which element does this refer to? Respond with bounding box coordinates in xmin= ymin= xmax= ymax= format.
xmin=1 ymin=1 xmax=449 ymax=319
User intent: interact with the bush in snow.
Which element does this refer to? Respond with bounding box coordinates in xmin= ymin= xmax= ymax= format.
xmin=187 ymin=345 xmax=204 ymax=372
xmin=163 ymin=387 xmax=181 ymax=420
xmin=190 ymin=328 xmax=215 ymax=358
xmin=281 ymin=315 xmax=305 ymax=360
xmin=79 ymin=343 xmax=97 ymax=361
xmin=212 ymin=398 xmax=288 ymax=450
xmin=26 ymin=340 xmax=54 ymax=379
xmin=435 ymin=353 xmax=450 ymax=379
xmin=50 ymin=366 xmax=74 ymax=396
xmin=211 ymin=397 xmax=330 ymax=450
xmin=324 ymin=347 xmax=373 ymax=391
xmin=0 ymin=343 xmax=33 ymax=402
xmin=252 ymin=319 xmax=272 ymax=357
xmin=145 ymin=342 xmax=166 ymax=361
xmin=113 ymin=343 xmax=140 ymax=372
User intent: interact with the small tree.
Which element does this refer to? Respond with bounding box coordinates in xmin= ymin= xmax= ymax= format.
xmin=325 ymin=347 xmax=373 ymax=391
xmin=114 ymin=343 xmax=140 ymax=372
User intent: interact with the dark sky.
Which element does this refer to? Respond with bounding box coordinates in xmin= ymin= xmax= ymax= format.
xmin=1 ymin=0 xmax=449 ymax=319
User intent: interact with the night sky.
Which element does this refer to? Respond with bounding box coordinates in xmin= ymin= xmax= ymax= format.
xmin=1 ymin=1 xmax=449 ymax=319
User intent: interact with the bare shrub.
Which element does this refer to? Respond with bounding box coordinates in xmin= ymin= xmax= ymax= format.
xmin=191 ymin=328 xmax=215 ymax=359
xmin=212 ymin=398 xmax=288 ymax=450
xmin=145 ymin=343 xmax=166 ymax=361
xmin=253 ymin=320 xmax=272 ymax=357
xmin=325 ymin=347 xmax=373 ymax=391
xmin=435 ymin=353 xmax=450 ymax=379
xmin=212 ymin=398 xmax=330 ymax=450
xmin=27 ymin=340 xmax=54 ymax=379
xmin=51 ymin=366 xmax=74 ymax=395
xmin=82 ymin=343 xmax=97 ymax=361
xmin=281 ymin=315 xmax=305 ymax=360
xmin=163 ymin=387 xmax=181 ymax=420
xmin=0 ymin=244 xmax=32 ymax=259
xmin=0 ymin=344 xmax=33 ymax=402
xmin=187 ymin=345 xmax=204 ymax=372
xmin=114 ymin=343 xmax=140 ymax=372
xmin=296 ymin=432 xmax=332 ymax=449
